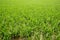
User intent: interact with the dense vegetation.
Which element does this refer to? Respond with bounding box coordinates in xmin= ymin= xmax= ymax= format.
xmin=0 ymin=0 xmax=60 ymax=40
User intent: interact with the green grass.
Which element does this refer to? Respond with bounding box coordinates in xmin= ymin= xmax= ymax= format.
xmin=0 ymin=0 xmax=60 ymax=40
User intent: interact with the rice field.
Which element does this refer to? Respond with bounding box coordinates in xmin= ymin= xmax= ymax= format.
xmin=0 ymin=0 xmax=60 ymax=40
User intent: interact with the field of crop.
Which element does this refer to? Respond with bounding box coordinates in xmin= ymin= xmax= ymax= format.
xmin=0 ymin=0 xmax=60 ymax=40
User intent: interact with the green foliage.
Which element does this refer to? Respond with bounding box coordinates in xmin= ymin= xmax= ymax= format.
xmin=0 ymin=0 xmax=60 ymax=40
